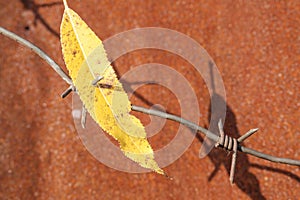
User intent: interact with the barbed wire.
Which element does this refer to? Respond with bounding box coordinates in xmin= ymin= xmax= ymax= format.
xmin=1 ymin=27 xmax=299 ymax=184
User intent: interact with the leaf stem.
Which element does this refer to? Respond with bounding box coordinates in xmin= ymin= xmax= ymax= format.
xmin=1 ymin=26 xmax=299 ymax=167
xmin=63 ymin=0 xmax=68 ymax=8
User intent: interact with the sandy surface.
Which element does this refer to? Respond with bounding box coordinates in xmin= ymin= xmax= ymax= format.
xmin=0 ymin=0 xmax=299 ymax=199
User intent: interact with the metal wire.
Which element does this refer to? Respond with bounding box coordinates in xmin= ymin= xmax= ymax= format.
xmin=1 ymin=27 xmax=300 ymax=183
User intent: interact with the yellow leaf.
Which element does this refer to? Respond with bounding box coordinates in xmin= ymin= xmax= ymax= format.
xmin=60 ymin=0 xmax=164 ymax=175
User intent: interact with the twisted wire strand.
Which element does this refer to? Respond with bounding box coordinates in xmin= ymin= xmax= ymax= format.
xmin=215 ymin=120 xmax=238 ymax=184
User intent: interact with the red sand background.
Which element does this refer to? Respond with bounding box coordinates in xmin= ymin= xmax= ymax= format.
xmin=0 ymin=0 xmax=299 ymax=199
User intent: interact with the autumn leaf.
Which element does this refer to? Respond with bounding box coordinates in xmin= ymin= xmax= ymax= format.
xmin=60 ymin=0 xmax=164 ymax=175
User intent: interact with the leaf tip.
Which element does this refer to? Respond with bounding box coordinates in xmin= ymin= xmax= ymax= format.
xmin=155 ymin=168 xmax=171 ymax=179
xmin=163 ymin=172 xmax=173 ymax=180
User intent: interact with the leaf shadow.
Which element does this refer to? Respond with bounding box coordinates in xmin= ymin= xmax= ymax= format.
xmin=19 ymin=0 xmax=62 ymax=38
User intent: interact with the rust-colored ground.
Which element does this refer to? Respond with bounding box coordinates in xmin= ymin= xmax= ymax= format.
xmin=0 ymin=0 xmax=299 ymax=199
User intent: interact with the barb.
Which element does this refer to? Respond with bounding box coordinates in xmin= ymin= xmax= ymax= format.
xmin=1 ymin=27 xmax=299 ymax=183
xmin=61 ymin=84 xmax=75 ymax=98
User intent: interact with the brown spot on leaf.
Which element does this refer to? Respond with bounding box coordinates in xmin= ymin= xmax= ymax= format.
xmin=72 ymin=50 xmax=77 ymax=56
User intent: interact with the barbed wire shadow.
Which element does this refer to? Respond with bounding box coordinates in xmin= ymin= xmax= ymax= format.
xmin=195 ymin=62 xmax=266 ymax=199
xmin=20 ymin=0 xmax=62 ymax=37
